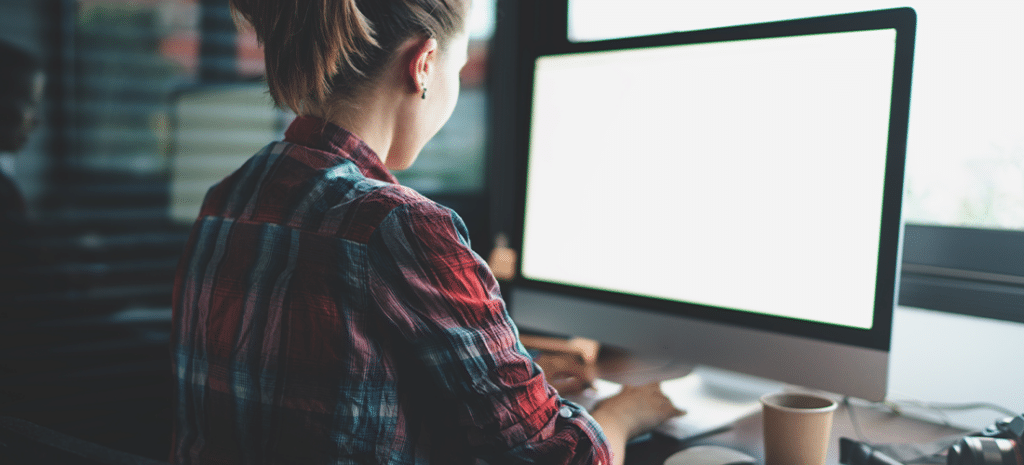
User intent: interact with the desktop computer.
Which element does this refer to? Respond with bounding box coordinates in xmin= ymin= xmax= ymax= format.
xmin=508 ymin=8 xmax=916 ymax=436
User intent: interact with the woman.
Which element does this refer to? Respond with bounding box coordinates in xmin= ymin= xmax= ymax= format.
xmin=170 ymin=1 xmax=680 ymax=464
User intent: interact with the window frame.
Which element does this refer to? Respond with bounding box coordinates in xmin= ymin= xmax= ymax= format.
xmin=900 ymin=225 xmax=1024 ymax=323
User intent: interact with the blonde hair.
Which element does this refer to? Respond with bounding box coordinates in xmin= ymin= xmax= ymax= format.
xmin=229 ymin=0 xmax=468 ymax=114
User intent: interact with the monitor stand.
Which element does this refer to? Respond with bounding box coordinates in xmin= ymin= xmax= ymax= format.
xmin=564 ymin=346 xmax=786 ymax=442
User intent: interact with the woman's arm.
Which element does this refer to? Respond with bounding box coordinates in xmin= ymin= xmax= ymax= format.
xmin=368 ymin=200 xmax=614 ymax=464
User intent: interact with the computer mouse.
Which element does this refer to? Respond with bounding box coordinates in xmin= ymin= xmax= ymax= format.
xmin=663 ymin=445 xmax=758 ymax=465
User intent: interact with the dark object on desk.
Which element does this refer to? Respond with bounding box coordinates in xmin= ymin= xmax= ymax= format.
xmin=840 ymin=437 xmax=907 ymax=465
xmin=947 ymin=414 xmax=1024 ymax=465
xmin=0 ymin=416 xmax=170 ymax=465
xmin=662 ymin=445 xmax=757 ymax=465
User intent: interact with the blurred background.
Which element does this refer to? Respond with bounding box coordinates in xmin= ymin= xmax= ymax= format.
xmin=0 ymin=0 xmax=502 ymax=459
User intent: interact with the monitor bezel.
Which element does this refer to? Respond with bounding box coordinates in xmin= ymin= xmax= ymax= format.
xmin=510 ymin=8 xmax=917 ymax=354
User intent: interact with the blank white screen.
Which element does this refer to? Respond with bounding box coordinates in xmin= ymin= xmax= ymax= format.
xmin=520 ymin=29 xmax=898 ymax=329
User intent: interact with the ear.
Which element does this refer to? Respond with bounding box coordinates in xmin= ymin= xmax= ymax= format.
xmin=407 ymin=36 xmax=440 ymax=96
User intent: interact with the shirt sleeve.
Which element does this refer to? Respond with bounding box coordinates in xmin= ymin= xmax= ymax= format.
xmin=366 ymin=199 xmax=612 ymax=465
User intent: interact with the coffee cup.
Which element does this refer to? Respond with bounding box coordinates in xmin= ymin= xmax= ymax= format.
xmin=760 ymin=392 xmax=838 ymax=465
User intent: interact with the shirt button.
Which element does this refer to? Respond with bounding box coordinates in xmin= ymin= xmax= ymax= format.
xmin=559 ymin=406 xmax=573 ymax=418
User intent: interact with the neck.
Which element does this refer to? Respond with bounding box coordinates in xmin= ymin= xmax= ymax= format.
xmin=308 ymin=84 xmax=404 ymax=167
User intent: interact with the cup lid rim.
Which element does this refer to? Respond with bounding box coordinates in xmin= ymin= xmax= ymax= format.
xmin=760 ymin=392 xmax=839 ymax=413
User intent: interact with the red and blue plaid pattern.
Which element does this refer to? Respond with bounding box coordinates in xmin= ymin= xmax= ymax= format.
xmin=170 ymin=116 xmax=610 ymax=465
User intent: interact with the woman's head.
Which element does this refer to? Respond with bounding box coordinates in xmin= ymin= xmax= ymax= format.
xmin=230 ymin=0 xmax=469 ymax=115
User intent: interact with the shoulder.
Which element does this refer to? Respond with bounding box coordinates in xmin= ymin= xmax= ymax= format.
xmin=365 ymin=189 xmax=480 ymax=275
xmin=207 ymin=140 xmax=448 ymax=243
xmin=368 ymin=188 xmax=468 ymax=246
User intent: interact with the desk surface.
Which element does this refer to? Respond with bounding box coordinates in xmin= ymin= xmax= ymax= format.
xmin=624 ymin=393 xmax=967 ymax=465
xmin=591 ymin=349 xmax=969 ymax=465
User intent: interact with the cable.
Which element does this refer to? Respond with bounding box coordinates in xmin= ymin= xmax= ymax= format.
xmin=847 ymin=396 xmax=1018 ymax=430
xmin=844 ymin=396 xmax=869 ymax=443
xmin=886 ymin=400 xmax=1019 ymax=420
xmin=841 ymin=398 xmax=1020 ymax=465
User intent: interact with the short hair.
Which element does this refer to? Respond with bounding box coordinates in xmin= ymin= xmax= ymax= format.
xmin=229 ymin=0 xmax=469 ymax=115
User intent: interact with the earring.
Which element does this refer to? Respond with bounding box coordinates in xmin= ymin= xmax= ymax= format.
xmin=421 ymin=84 xmax=428 ymax=100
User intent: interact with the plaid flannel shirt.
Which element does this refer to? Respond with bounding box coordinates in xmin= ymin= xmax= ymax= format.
xmin=170 ymin=116 xmax=611 ymax=465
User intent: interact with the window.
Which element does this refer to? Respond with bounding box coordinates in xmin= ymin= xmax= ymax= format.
xmin=8 ymin=0 xmax=498 ymax=313
xmin=570 ymin=0 xmax=1024 ymax=230
xmin=563 ymin=0 xmax=1024 ymax=322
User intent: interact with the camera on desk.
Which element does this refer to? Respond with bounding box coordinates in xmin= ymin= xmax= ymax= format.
xmin=947 ymin=414 xmax=1024 ymax=465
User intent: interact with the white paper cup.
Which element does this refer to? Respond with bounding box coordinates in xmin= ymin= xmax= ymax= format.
xmin=760 ymin=392 xmax=838 ymax=465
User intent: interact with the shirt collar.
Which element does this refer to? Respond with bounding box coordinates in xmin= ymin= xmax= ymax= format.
xmin=284 ymin=116 xmax=399 ymax=185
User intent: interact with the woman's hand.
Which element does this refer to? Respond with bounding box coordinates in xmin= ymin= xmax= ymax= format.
xmin=592 ymin=383 xmax=683 ymax=439
xmin=589 ymin=383 xmax=684 ymax=465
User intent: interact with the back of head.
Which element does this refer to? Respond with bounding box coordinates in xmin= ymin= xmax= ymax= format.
xmin=0 ymin=41 xmax=44 ymax=152
xmin=229 ymin=0 xmax=469 ymax=115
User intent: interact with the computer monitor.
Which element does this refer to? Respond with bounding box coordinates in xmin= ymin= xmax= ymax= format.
xmin=509 ymin=8 xmax=916 ymax=402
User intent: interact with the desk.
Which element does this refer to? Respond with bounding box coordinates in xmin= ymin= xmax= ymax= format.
xmin=622 ymin=386 xmax=967 ymax=465
xmin=524 ymin=333 xmax=982 ymax=465
xmin=590 ymin=349 xmax=968 ymax=465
